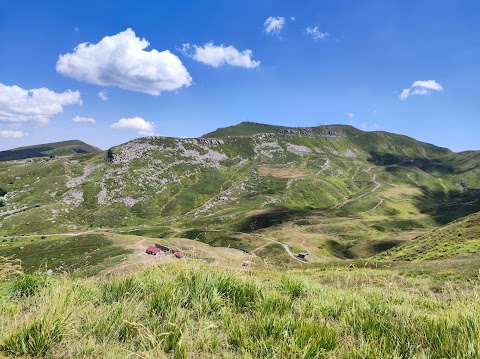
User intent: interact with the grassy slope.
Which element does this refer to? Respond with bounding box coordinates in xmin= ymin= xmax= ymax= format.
xmin=0 ymin=262 xmax=478 ymax=358
xmin=0 ymin=140 xmax=101 ymax=161
xmin=0 ymin=234 xmax=132 ymax=274
xmin=376 ymin=211 xmax=480 ymax=261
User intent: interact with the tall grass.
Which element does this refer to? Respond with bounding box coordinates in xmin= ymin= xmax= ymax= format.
xmin=0 ymin=262 xmax=479 ymax=358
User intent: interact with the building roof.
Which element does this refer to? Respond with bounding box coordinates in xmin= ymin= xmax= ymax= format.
xmin=174 ymin=251 xmax=185 ymax=258
xmin=146 ymin=246 xmax=161 ymax=253
xmin=155 ymin=244 xmax=171 ymax=251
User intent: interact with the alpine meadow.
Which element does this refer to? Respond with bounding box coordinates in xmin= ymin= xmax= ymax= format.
xmin=1 ymin=1 xmax=480 ymax=358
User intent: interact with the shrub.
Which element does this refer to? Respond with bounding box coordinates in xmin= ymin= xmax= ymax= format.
xmin=10 ymin=275 xmax=47 ymax=298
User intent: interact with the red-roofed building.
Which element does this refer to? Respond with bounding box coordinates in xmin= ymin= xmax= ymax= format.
xmin=174 ymin=251 xmax=185 ymax=259
xmin=146 ymin=246 xmax=161 ymax=255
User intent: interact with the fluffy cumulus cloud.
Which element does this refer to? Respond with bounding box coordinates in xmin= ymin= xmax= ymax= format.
xmin=98 ymin=90 xmax=108 ymax=101
xmin=0 ymin=83 xmax=81 ymax=125
xmin=111 ymin=117 xmax=155 ymax=136
xmin=400 ymin=80 xmax=444 ymax=100
xmin=181 ymin=43 xmax=260 ymax=68
xmin=0 ymin=130 xmax=25 ymax=138
xmin=264 ymin=16 xmax=286 ymax=35
xmin=72 ymin=116 xmax=96 ymax=123
xmin=306 ymin=26 xmax=329 ymax=40
xmin=56 ymin=28 xmax=192 ymax=95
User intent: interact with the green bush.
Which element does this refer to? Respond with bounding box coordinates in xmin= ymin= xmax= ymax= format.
xmin=10 ymin=275 xmax=47 ymax=298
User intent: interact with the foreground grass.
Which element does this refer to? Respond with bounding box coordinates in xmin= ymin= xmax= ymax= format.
xmin=0 ymin=262 xmax=479 ymax=358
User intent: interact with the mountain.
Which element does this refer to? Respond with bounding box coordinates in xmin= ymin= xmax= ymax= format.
xmin=0 ymin=122 xmax=479 ymax=262
xmin=0 ymin=140 xmax=101 ymax=161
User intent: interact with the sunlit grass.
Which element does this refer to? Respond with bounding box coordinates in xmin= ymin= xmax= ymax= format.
xmin=0 ymin=260 xmax=478 ymax=358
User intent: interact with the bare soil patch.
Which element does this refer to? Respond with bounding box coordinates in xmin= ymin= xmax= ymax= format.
xmin=258 ymin=166 xmax=308 ymax=179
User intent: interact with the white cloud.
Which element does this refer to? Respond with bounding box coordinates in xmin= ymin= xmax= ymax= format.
xmin=181 ymin=43 xmax=260 ymax=68
xmin=306 ymin=26 xmax=329 ymax=40
xmin=373 ymin=123 xmax=380 ymax=129
xmin=0 ymin=130 xmax=25 ymax=139
xmin=72 ymin=116 xmax=96 ymax=123
xmin=347 ymin=112 xmax=354 ymax=119
xmin=290 ymin=17 xmax=296 ymax=21
xmin=98 ymin=90 xmax=108 ymax=101
xmin=400 ymin=80 xmax=443 ymax=100
xmin=0 ymin=83 xmax=82 ymax=125
xmin=111 ymin=117 xmax=155 ymax=136
xmin=264 ymin=16 xmax=286 ymax=35
xmin=56 ymin=28 xmax=192 ymax=95
xmin=412 ymin=80 xmax=443 ymax=91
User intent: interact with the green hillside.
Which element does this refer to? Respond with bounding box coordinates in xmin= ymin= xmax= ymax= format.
xmin=376 ymin=211 xmax=480 ymax=261
xmin=0 ymin=140 xmax=101 ymax=161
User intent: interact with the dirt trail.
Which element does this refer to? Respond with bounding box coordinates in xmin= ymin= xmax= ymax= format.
xmin=368 ymin=196 xmax=385 ymax=212
xmin=336 ymin=166 xmax=382 ymax=209
xmin=249 ymin=233 xmax=305 ymax=263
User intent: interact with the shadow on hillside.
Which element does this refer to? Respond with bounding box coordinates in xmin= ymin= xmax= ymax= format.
xmin=235 ymin=208 xmax=306 ymax=233
xmin=367 ymin=152 xmax=455 ymax=174
xmin=323 ymin=239 xmax=405 ymax=259
xmin=413 ymin=187 xmax=480 ymax=225
xmin=368 ymin=151 xmax=480 ymax=224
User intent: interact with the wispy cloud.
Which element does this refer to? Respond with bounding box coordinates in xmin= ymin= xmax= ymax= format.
xmin=400 ymin=80 xmax=443 ymax=100
xmin=72 ymin=116 xmax=96 ymax=124
xmin=306 ymin=26 xmax=329 ymax=40
xmin=264 ymin=16 xmax=286 ymax=35
xmin=56 ymin=28 xmax=192 ymax=95
xmin=181 ymin=43 xmax=260 ymax=68
xmin=0 ymin=130 xmax=25 ymax=138
xmin=111 ymin=116 xmax=155 ymax=136
xmin=98 ymin=90 xmax=108 ymax=101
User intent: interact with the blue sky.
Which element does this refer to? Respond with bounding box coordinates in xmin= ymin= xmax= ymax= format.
xmin=0 ymin=0 xmax=479 ymax=151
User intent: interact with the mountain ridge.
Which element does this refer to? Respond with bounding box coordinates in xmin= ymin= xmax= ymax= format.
xmin=0 ymin=139 xmax=101 ymax=161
